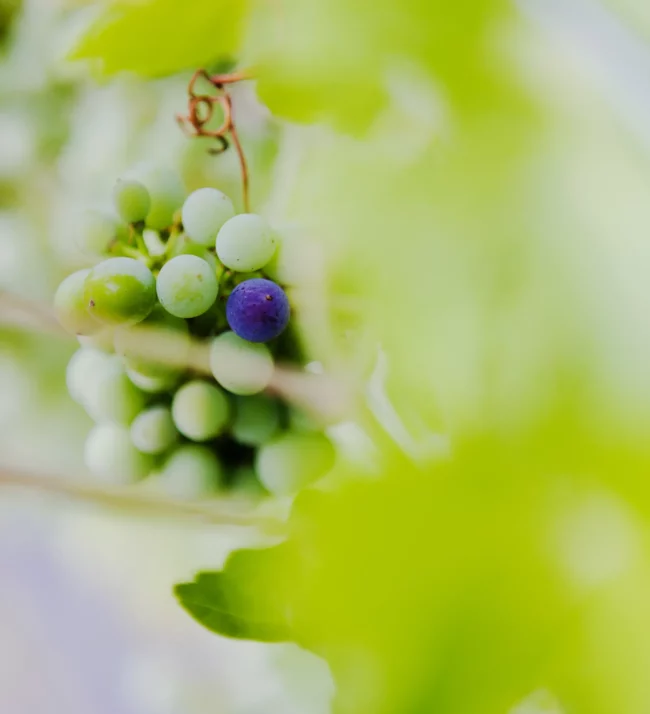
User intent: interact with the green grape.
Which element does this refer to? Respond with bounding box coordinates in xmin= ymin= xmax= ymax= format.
xmin=66 ymin=347 xmax=113 ymax=405
xmin=156 ymin=254 xmax=218 ymax=319
xmin=232 ymin=394 xmax=280 ymax=446
xmin=131 ymin=164 xmax=185 ymax=230
xmin=76 ymin=210 xmax=127 ymax=256
xmin=155 ymin=445 xmax=223 ymax=499
xmin=289 ymin=407 xmax=322 ymax=432
xmin=171 ymin=379 xmax=230 ymax=441
xmin=230 ymin=465 xmax=268 ymax=497
xmin=81 ymin=355 xmax=147 ymax=424
xmin=130 ymin=405 xmax=178 ymax=454
xmin=216 ymin=214 xmax=277 ymax=272
xmin=77 ymin=329 xmax=115 ymax=353
xmin=182 ymin=187 xmax=235 ymax=246
xmin=255 ymin=431 xmax=336 ymax=495
xmin=113 ymin=179 xmax=151 ymax=224
xmin=84 ymin=422 xmax=153 ymax=484
xmin=126 ymin=367 xmax=180 ymax=394
xmin=114 ymin=304 xmax=189 ymax=380
xmin=209 ymin=331 xmax=274 ymax=395
xmin=84 ymin=257 xmax=156 ymax=326
xmin=54 ymin=268 xmax=98 ymax=335
xmin=174 ymin=236 xmax=218 ymax=271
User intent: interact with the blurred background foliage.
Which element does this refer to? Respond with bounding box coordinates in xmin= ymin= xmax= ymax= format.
xmin=3 ymin=0 xmax=650 ymax=713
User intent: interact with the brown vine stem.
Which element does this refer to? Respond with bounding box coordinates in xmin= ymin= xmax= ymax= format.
xmin=0 ymin=466 xmax=286 ymax=534
xmin=177 ymin=69 xmax=253 ymax=212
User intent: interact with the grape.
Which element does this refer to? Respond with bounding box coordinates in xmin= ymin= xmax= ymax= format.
xmin=130 ymin=164 xmax=185 ymax=231
xmin=114 ymin=304 xmax=189 ymax=379
xmin=84 ymin=257 xmax=156 ymax=326
xmin=171 ymin=380 xmax=230 ymax=441
xmin=174 ymin=236 xmax=218 ymax=271
xmin=126 ymin=367 xmax=180 ymax=394
xmin=156 ymin=254 xmax=218 ymax=319
xmin=209 ymin=331 xmax=274 ymax=395
xmin=66 ymin=347 xmax=113 ymax=405
xmin=130 ymin=406 xmax=178 ymax=454
xmin=84 ymin=422 xmax=153 ymax=484
xmin=113 ymin=179 xmax=151 ymax=224
xmin=216 ymin=214 xmax=277 ymax=272
xmin=255 ymin=432 xmax=336 ymax=495
xmin=230 ymin=465 xmax=268 ymax=497
xmin=81 ymin=355 xmax=147 ymax=424
xmin=78 ymin=329 xmax=115 ymax=353
xmin=182 ymin=187 xmax=235 ymax=245
xmin=232 ymin=395 xmax=280 ymax=446
xmin=76 ymin=210 xmax=127 ymax=256
xmin=54 ymin=268 xmax=98 ymax=335
xmin=226 ymin=278 xmax=290 ymax=343
xmin=155 ymin=445 xmax=223 ymax=499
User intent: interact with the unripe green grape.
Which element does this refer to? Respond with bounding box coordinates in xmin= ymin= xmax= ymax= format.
xmin=77 ymin=329 xmax=115 ymax=353
xmin=156 ymin=254 xmax=218 ymax=319
xmin=130 ymin=406 xmax=178 ymax=454
xmin=255 ymin=431 xmax=336 ymax=495
xmin=84 ymin=257 xmax=156 ymax=326
xmin=54 ymin=268 xmax=98 ymax=335
xmin=84 ymin=422 xmax=153 ymax=484
xmin=131 ymin=164 xmax=185 ymax=230
xmin=171 ymin=380 xmax=230 ymax=441
xmin=81 ymin=356 xmax=147 ymax=425
xmin=209 ymin=331 xmax=274 ymax=395
xmin=232 ymin=395 xmax=280 ymax=446
xmin=216 ymin=214 xmax=277 ymax=272
xmin=113 ymin=179 xmax=151 ymax=224
xmin=182 ymin=187 xmax=235 ymax=245
xmin=66 ymin=347 xmax=113 ymax=405
xmin=76 ymin=210 xmax=127 ymax=256
xmin=126 ymin=367 xmax=180 ymax=394
xmin=114 ymin=305 xmax=189 ymax=380
xmin=174 ymin=236 xmax=218 ymax=271
xmin=155 ymin=445 xmax=223 ymax=499
xmin=230 ymin=465 xmax=268 ymax=498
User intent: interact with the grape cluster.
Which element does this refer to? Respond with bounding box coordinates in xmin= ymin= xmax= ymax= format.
xmin=54 ymin=174 xmax=335 ymax=499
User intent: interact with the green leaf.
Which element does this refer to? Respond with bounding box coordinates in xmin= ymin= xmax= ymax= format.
xmin=69 ymin=0 xmax=247 ymax=77
xmin=174 ymin=543 xmax=294 ymax=642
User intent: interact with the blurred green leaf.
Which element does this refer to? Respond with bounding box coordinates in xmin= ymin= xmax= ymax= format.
xmin=174 ymin=543 xmax=294 ymax=642
xmin=69 ymin=0 xmax=247 ymax=77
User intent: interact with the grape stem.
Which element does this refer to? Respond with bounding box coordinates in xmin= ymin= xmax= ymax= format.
xmin=0 ymin=464 xmax=286 ymax=533
xmin=176 ymin=69 xmax=252 ymax=212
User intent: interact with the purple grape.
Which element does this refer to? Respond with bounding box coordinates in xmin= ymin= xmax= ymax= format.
xmin=226 ymin=278 xmax=290 ymax=343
